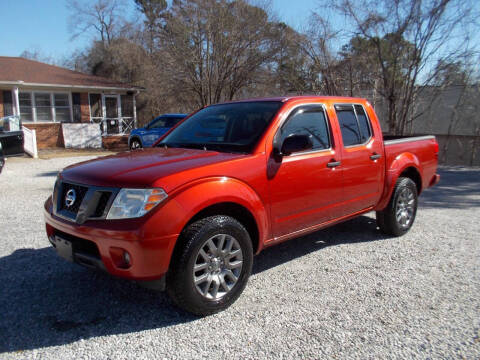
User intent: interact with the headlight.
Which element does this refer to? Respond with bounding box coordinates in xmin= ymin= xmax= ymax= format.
xmin=107 ymin=188 xmax=168 ymax=219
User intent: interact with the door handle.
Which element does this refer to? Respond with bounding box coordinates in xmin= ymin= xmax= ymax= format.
xmin=370 ymin=153 xmax=381 ymax=160
xmin=327 ymin=160 xmax=341 ymax=168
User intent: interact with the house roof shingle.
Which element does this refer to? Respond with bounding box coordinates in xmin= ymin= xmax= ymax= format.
xmin=0 ymin=56 xmax=141 ymax=90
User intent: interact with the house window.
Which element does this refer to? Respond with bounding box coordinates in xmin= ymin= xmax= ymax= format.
xmin=19 ymin=93 xmax=33 ymax=121
xmin=54 ymin=93 xmax=71 ymax=122
xmin=18 ymin=91 xmax=72 ymax=122
xmin=121 ymin=94 xmax=134 ymax=118
xmin=35 ymin=93 xmax=52 ymax=121
xmin=89 ymin=94 xmax=102 ymax=119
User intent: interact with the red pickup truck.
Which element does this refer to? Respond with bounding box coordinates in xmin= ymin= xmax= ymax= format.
xmin=44 ymin=96 xmax=439 ymax=315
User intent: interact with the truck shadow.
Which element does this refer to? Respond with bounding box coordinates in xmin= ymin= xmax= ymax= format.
xmin=0 ymin=215 xmax=384 ymax=353
xmin=252 ymin=215 xmax=383 ymax=275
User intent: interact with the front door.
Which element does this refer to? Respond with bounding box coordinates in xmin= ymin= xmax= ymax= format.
xmin=104 ymin=95 xmax=120 ymax=134
xmin=334 ymin=103 xmax=384 ymax=215
xmin=268 ymin=104 xmax=343 ymax=239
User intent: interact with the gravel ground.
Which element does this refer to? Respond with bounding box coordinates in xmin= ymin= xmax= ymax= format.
xmin=0 ymin=156 xmax=479 ymax=359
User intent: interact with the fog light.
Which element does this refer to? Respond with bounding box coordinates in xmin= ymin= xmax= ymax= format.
xmin=109 ymin=247 xmax=132 ymax=269
xmin=123 ymin=251 xmax=131 ymax=266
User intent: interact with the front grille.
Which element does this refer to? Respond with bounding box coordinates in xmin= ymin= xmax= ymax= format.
xmin=59 ymin=183 xmax=88 ymax=214
xmin=55 ymin=181 xmax=116 ymax=223
xmin=92 ymin=191 xmax=112 ymax=218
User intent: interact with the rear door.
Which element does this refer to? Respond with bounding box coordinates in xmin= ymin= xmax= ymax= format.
xmin=333 ymin=103 xmax=384 ymax=215
xmin=268 ymin=104 xmax=343 ymax=239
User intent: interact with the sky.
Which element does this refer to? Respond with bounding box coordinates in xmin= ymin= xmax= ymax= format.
xmin=0 ymin=0 xmax=320 ymax=61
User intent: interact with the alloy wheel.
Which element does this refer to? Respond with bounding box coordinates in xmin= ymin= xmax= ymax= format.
xmin=395 ymin=187 xmax=415 ymax=227
xmin=193 ymin=234 xmax=243 ymax=300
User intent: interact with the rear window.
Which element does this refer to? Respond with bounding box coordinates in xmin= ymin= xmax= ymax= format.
xmin=354 ymin=105 xmax=372 ymax=142
xmin=335 ymin=104 xmax=372 ymax=146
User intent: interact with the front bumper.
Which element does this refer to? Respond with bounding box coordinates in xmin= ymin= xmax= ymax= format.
xmin=44 ymin=197 xmax=179 ymax=282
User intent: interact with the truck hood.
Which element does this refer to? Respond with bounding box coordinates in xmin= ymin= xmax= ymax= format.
xmin=61 ymin=147 xmax=245 ymax=188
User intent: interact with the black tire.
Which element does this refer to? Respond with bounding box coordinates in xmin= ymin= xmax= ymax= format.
xmin=130 ymin=139 xmax=142 ymax=150
xmin=166 ymin=215 xmax=253 ymax=316
xmin=376 ymin=177 xmax=418 ymax=236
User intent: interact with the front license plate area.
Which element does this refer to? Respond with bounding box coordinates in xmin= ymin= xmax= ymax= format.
xmin=55 ymin=236 xmax=74 ymax=262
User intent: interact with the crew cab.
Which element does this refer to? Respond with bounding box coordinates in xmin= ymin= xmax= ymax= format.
xmin=44 ymin=96 xmax=439 ymax=315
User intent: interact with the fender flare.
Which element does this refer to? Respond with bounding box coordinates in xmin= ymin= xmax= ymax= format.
xmin=165 ymin=176 xmax=269 ymax=253
xmin=375 ymin=152 xmax=422 ymax=211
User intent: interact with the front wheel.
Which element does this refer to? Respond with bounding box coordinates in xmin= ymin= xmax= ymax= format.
xmin=130 ymin=139 xmax=142 ymax=150
xmin=376 ymin=177 xmax=418 ymax=236
xmin=166 ymin=215 xmax=253 ymax=316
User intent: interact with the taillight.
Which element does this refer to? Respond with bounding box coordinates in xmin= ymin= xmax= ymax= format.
xmin=434 ymin=142 xmax=439 ymax=154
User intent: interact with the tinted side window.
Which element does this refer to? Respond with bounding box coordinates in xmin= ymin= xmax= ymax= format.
xmin=280 ymin=106 xmax=330 ymax=151
xmin=336 ymin=105 xmax=361 ymax=146
xmin=354 ymin=105 xmax=372 ymax=142
xmin=149 ymin=118 xmax=167 ymax=129
xmin=170 ymin=117 xmax=184 ymax=127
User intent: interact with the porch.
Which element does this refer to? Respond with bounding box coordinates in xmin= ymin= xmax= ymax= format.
xmin=0 ymin=56 xmax=142 ymax=150
xmin=1 ymin=87 xmax=138 ymax=150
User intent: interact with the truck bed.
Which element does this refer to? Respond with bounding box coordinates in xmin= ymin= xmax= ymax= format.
xmin=383 ymin=134 xmax=438 ymax=191
xmin=383 ymin=134 xmax=435 ymax=145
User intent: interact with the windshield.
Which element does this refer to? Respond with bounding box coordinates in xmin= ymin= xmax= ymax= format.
xmin=149 ymin=116 xmax=184 ymax=129
xmin=157 ymin=101 xmax=282 ymax=153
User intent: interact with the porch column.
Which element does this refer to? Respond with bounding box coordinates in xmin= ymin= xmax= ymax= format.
xmin=117 ymin=94 xmax=122 ymax=133
xmin=13 ymin=87 xmax=20 ymax=117
xmin=133 ymin=91 xmax=138 ymax=129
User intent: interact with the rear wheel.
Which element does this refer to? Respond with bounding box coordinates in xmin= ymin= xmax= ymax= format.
xmin=130 ymin=139 xmax=142 ymax=150
xmin=166 ymin=215 xmax=253 ymax=316
xmin=376 ymin=177 xmax=418 ymax=236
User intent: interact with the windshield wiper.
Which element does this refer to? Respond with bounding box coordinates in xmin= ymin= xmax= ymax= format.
xmin=203 ymin=143 xmax=248 ymax=154
xmin=158 ymin=142 xmax=204 ymax=150
xmin=158 ymin=142 xmax=246 ymax=154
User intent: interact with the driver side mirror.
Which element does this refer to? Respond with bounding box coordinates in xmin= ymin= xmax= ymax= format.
xmin=275 ymin=134 xmax=313 ymax=157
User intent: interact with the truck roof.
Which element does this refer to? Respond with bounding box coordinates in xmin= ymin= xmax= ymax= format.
xmin=215 ymin=95 xmax=368 ymax=105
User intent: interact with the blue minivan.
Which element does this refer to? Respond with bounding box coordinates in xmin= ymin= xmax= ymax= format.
xmin=128 ymin=113 xmax=187 ymax=149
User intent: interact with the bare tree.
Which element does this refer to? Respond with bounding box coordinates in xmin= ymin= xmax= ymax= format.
xmin=19 ymin=48 xmax=58 ymax=66
xmin=301 ymin=15 xmax=343 ymax=95
xmin=134 ymin=0 xmax=167 ymax=53
xmin=67 ymin=0 xmax=127 ymax=46
xmin=317 ymin=0 xmax=477 ymax=134
xmin=157 ymin=0 xmax=281 ymax=107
